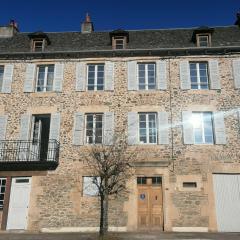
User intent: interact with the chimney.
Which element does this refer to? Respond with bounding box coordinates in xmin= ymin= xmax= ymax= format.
xmin=81 ymin=13 xmax=94 ymax=34
xmin=0 ymin=19 xmax=19 ymax=38
xmin=235 ymin=11 xmax=240 ymax=26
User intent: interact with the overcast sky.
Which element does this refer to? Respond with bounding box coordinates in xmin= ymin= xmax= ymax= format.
xmin=1 ymin=0 xmax=239 ymax=32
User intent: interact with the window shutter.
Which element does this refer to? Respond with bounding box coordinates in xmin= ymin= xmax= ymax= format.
xmin=213 ymin=112 xmax=226 ymax=144
xmin=104 ymin=112 xmax=114 ymax=145
xmin=19 ymin=114 xmax=31 ymax=140
xmin=158 ymin=112 xmax=169 ymax=144
xmin=105 ymin=62 xmax=114 ymax=91
xmin=76 ymin=62 xmax=86 ymax=91
xmin=128 ymin=112 xmax=138 ymax=145
xmin=72 ymin=112 xmax=84 ymax=145
xmin=0 ymin=115 xmax=7 ymax=140
xmin=128 ymin=61 xmax=137 ymax=90
xmin=209 ymin=60 xmax=221 ymax=89
xmin=180 ymin=61 xmax=191 ymax=89
xmin=2 ymin=64 xmax=14 ymax=93
xmin=232 ymin=59 xmax=240 ymax=89
xmin=156 ymin=61 xmax=167 ymax=90
xmin=182 ymin=111 xmax=194 ymax=144
xmin=24 ymin=64 xmax=36 ymax=92
xmin=53 ymin=63 xmax=64 ymax=92
xmin=49 ymin=113 xmax=61 ymax=141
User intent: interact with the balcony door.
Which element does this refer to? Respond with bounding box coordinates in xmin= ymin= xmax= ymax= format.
xmin=31 ymin=115 xmax=50 ymax=161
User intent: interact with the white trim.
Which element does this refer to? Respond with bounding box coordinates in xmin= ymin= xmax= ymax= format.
xmin=137 ymin=63 xmax=156 ymax=90
xmin=172 ymin=227 xmax=208 ymax=232
xmin=87 ymin=64 xmax=104 ymax=91
xmin=35 ymin=65 xmax=54 ymax=92
xmin=41 ymin=226 xmax=127 ymax=233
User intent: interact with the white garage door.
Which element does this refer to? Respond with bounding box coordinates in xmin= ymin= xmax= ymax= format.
xmin=213 ymin=174 xmax=240 ymax=232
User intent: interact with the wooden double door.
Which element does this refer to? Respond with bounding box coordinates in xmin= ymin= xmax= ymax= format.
xmin=137 ymin=177 xmax=163 ymax=231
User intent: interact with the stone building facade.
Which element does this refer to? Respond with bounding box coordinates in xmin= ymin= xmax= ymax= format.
xmin=0 ymin=16 xmax=240 ymax=232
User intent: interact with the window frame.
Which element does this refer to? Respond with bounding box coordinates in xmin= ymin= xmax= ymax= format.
xmin=138 ymin=112 xmax=158 ymax=144
xmin=189 ymin=62 xmax=209 ymax=90
xmin=113 ymin=36 xmax=126 ymax=49
xmin=0 ymin=65 xmax=4 ymax=92
xmin=32 ymin=39 xmax=45 ymax=52
xmin=35 ymin=64 xmax=55 ymax=92
xmin=85 ymin=113 xmax=104 ymax=144
xmin=0 ymin=178 xmax=6 ymax=209
xmin=137 ymin=62 xmax=156 ymax=90
xmin=192 ymin=112 xmax=214 ymax=144
xmin=87 ymin=64 xmax=105 ymax=91
xmin=196 ymin=34 xmax=211 ymax=47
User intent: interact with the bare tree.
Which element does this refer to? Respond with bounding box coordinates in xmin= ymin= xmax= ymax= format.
xmin=84 ymin=133 xmax=135 ymax=236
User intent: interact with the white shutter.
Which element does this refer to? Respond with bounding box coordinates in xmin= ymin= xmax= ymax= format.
xmin=180 ymin=61 xmax=191 ymax=89
xmin=49 ymin=113 xmax=61 ymax=141
xmin=182 ymin=111 xmax=194 ymax=144
xmin=158 ymin=112 xmax=169 ymax=144
xmin=104 ymin=112 xmax=114 ymax=145
xmin=0 ymin=115 xmax=7 ymax=140
xmin=53 ymin=63 xmax=64 ymax=92
xmin=213 ymin=112 xmax=226 ymax=144
xmin=156 ymin=60 xmax=167 ymax=90
xmin=19 ymin=114 xmax=31 ymax=140
xmin=2 ymin=64 xmax=14 ymax=93
xmin=232 ymin=59 xmax=240 ymax=89
xmin=105 ymin=62 xmax=114 ymax=91
xmin=209 ymin=60 xmax=221 ymax=89
xmin=24 ymin=64 xmax=36 ymax=92
xmin=76 ymin=62 xmax=86 ymax=91
xmin=128 ymin=112 xmax=138 ymax=145
xmin=72 ymin=112 xmax=84 ymax=145
xmin=128 ymin=61 xmax=137 ymax=90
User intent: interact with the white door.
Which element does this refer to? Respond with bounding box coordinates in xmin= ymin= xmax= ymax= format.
xmin=6 ymin=177 xmax=32 ymax=230
xmin=213 ymin=174 xmax=240 ymax=232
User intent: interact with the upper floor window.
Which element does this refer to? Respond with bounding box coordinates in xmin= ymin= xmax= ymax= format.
xmin=0 ymin=66 xmax=4 ymax=92
xmin=87 ymin=64 xmax=104 ymax=91
xmin=113 ymin=37 xmax=125 ymax=49
xmin=191 ymin=112 xmax=213 ymax=144
xmin=190 ymin=62 xmax=209 ymax=89
xmin=32 ymin=39 xmax=45 ymax=52
xmin=0 ymin=178 xmax=6 ymax=209
xmin=85 ymin=113 xmax=103 ymax=144
xmin=197 ymin=34 xmax=211 ymax=47
xmin=138 ymin=63 xmax=156 ymax=90
xmin=36 ymin=65 xmax=54 ymax=92
xmin=139 ymin=112 xmax=157 ymax=144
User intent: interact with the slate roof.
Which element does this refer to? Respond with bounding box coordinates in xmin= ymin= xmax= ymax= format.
xmin=0 ymin=25 xmax=239 ymax=54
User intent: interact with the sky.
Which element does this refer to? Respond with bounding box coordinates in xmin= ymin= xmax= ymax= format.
xmin=0 ymin=0 xmax=239 ymax=32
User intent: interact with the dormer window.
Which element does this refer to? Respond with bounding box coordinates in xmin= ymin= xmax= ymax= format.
xmin=114 ymin=37 xmax=125 ymax=49
xmin=32 ymin=39 xmax=45 ymax=52
xmin=197 ymin=34 xmax=211 ymax=47
xmin=110 ymin=29 xmax=129 ymax=50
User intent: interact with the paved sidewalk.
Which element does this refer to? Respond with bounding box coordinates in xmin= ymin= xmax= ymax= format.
xmin=0 ymin=232 xmax=240 ymax=240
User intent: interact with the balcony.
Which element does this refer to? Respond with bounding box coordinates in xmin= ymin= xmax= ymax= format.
xmin=0 ymin=140 xmax=59 ymax=171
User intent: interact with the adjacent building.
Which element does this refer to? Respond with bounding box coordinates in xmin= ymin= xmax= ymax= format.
xmin=0 ymin=15 xmax=240 ymax=232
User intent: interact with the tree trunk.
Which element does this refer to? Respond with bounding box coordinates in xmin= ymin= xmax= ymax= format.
xmin=99 ymin=193 xmax=109 ymax=236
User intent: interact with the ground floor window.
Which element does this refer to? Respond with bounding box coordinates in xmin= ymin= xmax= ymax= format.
xmin=0 ymin=178 xmax=6 ymax=209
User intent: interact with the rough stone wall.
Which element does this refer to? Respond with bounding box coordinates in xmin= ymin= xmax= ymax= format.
xmin=0 ymin=55 xmax=239 ymax=231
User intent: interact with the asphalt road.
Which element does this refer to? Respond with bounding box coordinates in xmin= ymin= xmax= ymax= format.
xmin=0 ymin=232 xmax=240 ymax=240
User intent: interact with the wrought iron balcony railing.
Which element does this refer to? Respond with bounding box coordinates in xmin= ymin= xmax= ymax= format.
xmin=0 ymin=140 xmax=59 ymax=171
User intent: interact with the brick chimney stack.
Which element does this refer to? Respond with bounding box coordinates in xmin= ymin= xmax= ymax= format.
xmin=81 ymin=13 xmax=94 ymax=34
xmin=235 ymin=11 xmax=240 ymax=26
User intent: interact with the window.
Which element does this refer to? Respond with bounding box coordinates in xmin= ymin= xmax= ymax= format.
xmin=152 ymin=177 xmax=162 ymax=185
xmin=87 ymin=64 xmax=104 ymax=91
xmin=183 ymin=182 xmax=197 ymax=188
xmin=0 ymin=178 xmax=6 ymax=209
xmin=83 ymin=176 xmax=100 ymax=196
xmin=197 ymin=34 xmax=210 ymax=47
xmin=86 ymin=113 xmax=103 ymax=144
xmin=191 ymin=112 xmax=214 ymax=144
xmin=114 ymin=37 xmax=125 ymax=49
xmin=138 ymin=63 xmax=156 ymax=90
xmin=137 ymin=177 xmax=147 ymax=185
xmin=0 ymin=66 xmax=4 ymax=92
xmin=36 ymin=65 xmax=54 ymax=92
xmin=139 ymin=113 xmax=157 ymax=144
xmin=32 ymin=39 xmax=44 ymax=52
xmin=190 ymin=62 xmax=209 ymax=89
